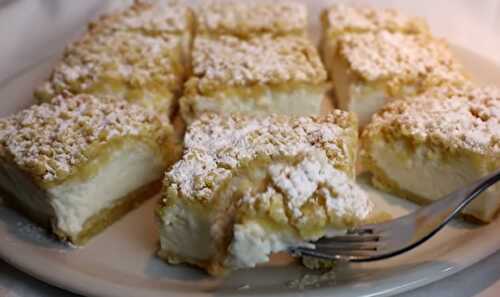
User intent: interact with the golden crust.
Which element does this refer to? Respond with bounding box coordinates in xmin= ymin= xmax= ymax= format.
xmin=191 ymin=34 xmax=327 ymax=93
xmin=338 ymin=31 xmax=467 ymax=93
xmin=0 ymin=94 xmax=173 ymax=186
xmin=361 ymin=85 xmax=500 ymax=156
xmin=92 ymin=0 xmax=193 ymax=34
xmin=159 ymin=151 xmax=374 ymax=275
xmin=35 ymin=29 xmax=185 ymax=105
xmin=321 ymin=4 xmax=429 ymax=36
xmin=164 ymin=111 xmax=358 ymax=204
xmin=195 ymin=0 xmax=307 ymax=37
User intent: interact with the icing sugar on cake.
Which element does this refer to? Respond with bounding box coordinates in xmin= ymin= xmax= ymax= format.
xmin=339 ymin=31 xmax=466 ymax=86
xmin=196 ymin=0 xmax=307 ymax=36
xmin=192 ymin=34 xmax=326 ymax=92
xmin=166 ymin=111 xmax=356 ymax=201
xmin=37 ymin=29 xmax=182 ymax=99
xmin=323 ymin=4 xmax=428 ymax=35
xmin=94 ymin=0 xmax=192 ymax=34
xmin=240 ymin=151 xmax=373 ymax=221
xmin=0 ymin=94 xmax=164 ymax=183
xmin=364 ymin=85 xmax=500 ymax=155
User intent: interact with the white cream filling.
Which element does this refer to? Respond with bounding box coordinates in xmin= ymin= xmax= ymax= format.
xmin=48 ymin=142 xmax=164 ymax=237
xmin=225 ymin=221 xmax=310 ymax=269
xmin=159 ymin=202 xmax=216 ymax=262
xmin=332 ymin=55 xmax=387 ymax=127
xmin=182 ymin=85 xmax=324 ymax=123
xmin=371 ymin=138 xmax=500 ymax=221
xmin=332 ymin=54 xmax=421 ymax=127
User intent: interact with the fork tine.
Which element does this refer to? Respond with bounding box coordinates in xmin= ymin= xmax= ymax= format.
xmin=317 ymin=234 xmax=380 ymax=243
xmin=314 ymin=241 xmax=379 ymax=250
xmin=290 ymin=247 xmax=351 ymax=261
xmin=347 ymin=227 xmax=376 ymax=235
xmin=291 ymin=246 xmax=378 ymax=260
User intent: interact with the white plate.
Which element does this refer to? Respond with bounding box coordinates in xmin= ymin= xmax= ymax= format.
xmin=1 ymin=2 xmax=500 ymax=297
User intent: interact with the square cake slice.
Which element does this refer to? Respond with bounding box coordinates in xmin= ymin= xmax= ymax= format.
xmin=361 ymin=86 xmax=500 ymax=223
xmin=320 ymin=4 xmax=429 ymax=80
xmin=35 ymin=29 xmax=186 ymax=119
xmin=157 ymin=112 xmax=380 ymax=275
xmin=0 ymin=94 xmax=180 ymax=245
xmin=195 ymin=0 xmax=307 ymax=38
xmin=180 ymin=34 xmax=327 ymax=123
xmin=95 ymin=0 xmax=193 ymax=35
xmin=92 ymin=0 xmax=193 ymax=64
xmin=331 ymin=31 xmax=467 ymax=127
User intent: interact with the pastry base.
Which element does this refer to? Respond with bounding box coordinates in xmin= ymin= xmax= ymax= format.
xmin=1 ymin=180 xmax=162 ymax=245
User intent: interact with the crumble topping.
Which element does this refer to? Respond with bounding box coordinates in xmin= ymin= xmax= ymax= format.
xmin=0 ymin=94 xmax=165 ymax=183
xmin=363 ymin=85 xmax=500 ymax=155
xmin=196 ymin=0 xmax=307 ymax=37
xmin=322 ymin=4 xmax=428 ymax=35
xmin=93 ymin=0 xmax=192 ymax=34
xmin=165 ymin=111 xmax=356 ymax=201
xmin=192 ymin=34 xmax=326 ymax=92
xmin=339 ymin=31 xmax=466 ymax=90
xmin=241 ymin=151 xmax=373 ymax=222
xmin=35 ymin=29 xmax=183 ymax=101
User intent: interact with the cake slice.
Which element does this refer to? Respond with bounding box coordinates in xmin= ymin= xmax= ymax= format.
xmin=180 ymin=34 xmax=327 ymax=123
xmin=0 ymin=94 xmax=179 ymax=245
xmin=35 ymin=1 xmax=192 ymax=119
xmin=320 ymin=4 xmax=429 ymax=80
xmin=35 ymin=29 xmax=186 ymax=119
xmin=157 ymin=112 xmax=380 ymax=275
xmin=361 ymin=85 xmax=500 ymax=223
xmin=92 ymin=0 xmax=193 ymax=64
xmin=195 ymin=0 xmax=307 ymax=38
xmin=331 ymin=31 xmax=467 ymax=127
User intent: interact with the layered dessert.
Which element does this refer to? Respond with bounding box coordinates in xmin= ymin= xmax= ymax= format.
xmin=180 ymin=34 xmax=327 ymax=123
xmin=35 ymin=0 xmax=192 ymax=119
xmin=93 ymin=0 xmax=193 ymax=64
xmin=195 ymin=0 xmax=307 ymax=38
xmin=320 ymin=4 xmax=429 ymax=80
xmin=0 ymin=94 xmax=179 ymax=245
xmin=361 ymin=85 xmax=500 ymax=223
xmin=158 ymin=112 xmax=379 ymax=275
xmin=330 ymin=31 xmax=466 ymax=127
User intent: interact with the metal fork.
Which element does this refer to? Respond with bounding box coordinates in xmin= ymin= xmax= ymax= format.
xmin=291 ymin=169 xmax=500 ymax=262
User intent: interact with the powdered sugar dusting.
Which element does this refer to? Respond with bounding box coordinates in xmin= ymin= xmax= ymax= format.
xmin=339 ymin=31 xmax=466 ymax=88
xmin=196 ymin=0 xmax=307 ymax=36
xmin=0 ymin=94 xmax=164 ymax=183
xmin=165 ymin=112 xmax=356 ymax=201
xmin=96 ymin=0 xmax=191 ymax=33
xmin=268 ymin=151 xmax=372 ymax=220
xmin=364 ymin=85 xmax=500 ymax=155
xmin=323 ymin=4 xmax=428 ymax=35
xmin=35 ymin=29 xmax=182 ymax=101
xmin=192 ymin=34 xmax=326 ymax=92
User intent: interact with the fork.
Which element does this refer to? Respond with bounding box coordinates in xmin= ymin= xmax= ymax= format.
xmin=290 ymin=169 xmax=500 ymax=262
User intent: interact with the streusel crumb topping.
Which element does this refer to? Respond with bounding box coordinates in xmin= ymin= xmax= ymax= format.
xmin=241 ymin=151 xmax=373 ymax=223
xmin=339 ymin=31 xmax=466 ymax=90
xmin=165 ymin=111 xmax=356 ymax=201
xmin=363 ymin=85 xmax=500 ymax=155
xmin=322 ymin=4 xmax=428 ymax=35
xmin=192 ymin=34 xmax=326 ymax=92
xmin=196 ymin=0 xmax=307 ymax=37
xmin=0 ymin=94 xmax=165 ymax=183
xmin=93 ymin=0 xmax=192 ymax=34
xmin=36 ymin=30 xmax=182 ymax=100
